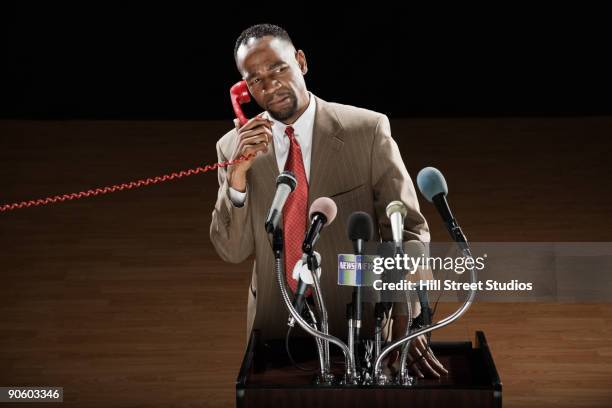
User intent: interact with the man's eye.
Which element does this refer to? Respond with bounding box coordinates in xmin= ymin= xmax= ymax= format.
xmin=251 ymin=78 xmax=261 ymax=85
xmin=275 ymin=66 xmax=287 ymax=73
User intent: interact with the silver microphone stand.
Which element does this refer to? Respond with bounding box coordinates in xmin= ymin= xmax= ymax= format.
xmin=273 ymin=229 xmax=357 ymax=383
xmin=374 ymin=248 xmax=477 ymax=383
xmin=309 ymin=253 xmax=334 ymax=383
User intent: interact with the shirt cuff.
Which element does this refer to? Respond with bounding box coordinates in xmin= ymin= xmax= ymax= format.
xmin=228 ymin=186 xmax=247 ymax=207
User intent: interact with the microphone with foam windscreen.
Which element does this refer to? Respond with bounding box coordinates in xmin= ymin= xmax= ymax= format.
xmin=347 ymin=212 xmax=374 ymax=256
xmin=291 ymin=198 xmax=337 ymax=319
xmin=347 ymin=212 xmax=374 ymax=359
xmin=265 ymin=171 xmax=297 ymax=233
xmin=302 ymin=197 xmax=338 ymax=254
xmin=416 ymin=167 xmax=468 ymax=250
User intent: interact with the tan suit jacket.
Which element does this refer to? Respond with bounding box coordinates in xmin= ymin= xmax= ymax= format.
xmin=210 ymin=95 xmax=430 ymax=341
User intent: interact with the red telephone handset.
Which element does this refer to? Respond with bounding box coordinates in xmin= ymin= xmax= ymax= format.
xmin=230 ymin=80 xmax=251 ymax=126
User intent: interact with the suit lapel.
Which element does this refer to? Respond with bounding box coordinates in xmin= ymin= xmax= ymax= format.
xmin=309 ymin=96 xmax=344 ymax=206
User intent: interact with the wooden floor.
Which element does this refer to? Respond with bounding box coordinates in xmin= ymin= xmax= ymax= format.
xmin=1 ymin=117 xmax=611 ymax=407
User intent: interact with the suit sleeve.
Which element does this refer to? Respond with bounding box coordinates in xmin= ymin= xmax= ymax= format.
xmin=209 ymin=138 xmax=255 ymax=264
xmin=370 ymin=114 xmax=432 ymax=317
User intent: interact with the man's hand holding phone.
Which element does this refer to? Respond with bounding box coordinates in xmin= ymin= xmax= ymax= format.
xmin=228 ymin=114 xmax=273 ymax=192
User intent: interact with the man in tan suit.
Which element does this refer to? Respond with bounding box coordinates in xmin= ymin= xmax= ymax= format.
xmin=210 ymin=24 xmax=446 ymax=378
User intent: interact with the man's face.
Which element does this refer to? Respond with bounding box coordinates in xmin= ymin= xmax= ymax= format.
xmin=236 ymin=36 xmax=309 ymax=123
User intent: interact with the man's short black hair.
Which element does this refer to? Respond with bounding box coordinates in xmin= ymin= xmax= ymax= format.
xmin=234 ymin=24 xmax=293 ymax=58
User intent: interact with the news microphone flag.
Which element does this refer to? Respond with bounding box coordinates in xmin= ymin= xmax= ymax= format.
xmin=337 ymin=254 xmax=378 ymax=286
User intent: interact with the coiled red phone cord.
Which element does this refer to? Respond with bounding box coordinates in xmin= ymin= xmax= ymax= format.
xmin=0 ymin=154 xmax=254 ymax=213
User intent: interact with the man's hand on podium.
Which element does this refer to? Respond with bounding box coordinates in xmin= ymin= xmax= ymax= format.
xmin=405 ymin=334 xmax=448 ymax=379
xmin=386 ymin=316 xmax=448 ymax=379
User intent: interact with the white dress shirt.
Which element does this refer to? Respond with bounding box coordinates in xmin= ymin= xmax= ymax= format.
xmin=229 ymin=92 xmax=316 ymax=206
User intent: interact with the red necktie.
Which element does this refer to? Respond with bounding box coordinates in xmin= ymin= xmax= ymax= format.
xmin=282 ymin=126 xmax=309 ymax=293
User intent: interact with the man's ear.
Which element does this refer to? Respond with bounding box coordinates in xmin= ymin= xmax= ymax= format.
xmin=296 ymin=50 xmax=308 ymax=75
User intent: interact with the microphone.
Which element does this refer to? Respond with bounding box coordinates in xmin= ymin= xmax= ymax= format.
xmin=416 ymin=167 xmax=468 ymax=250
xmin=291 ymin=252 xmax=322 ymax=318
xmin=302 ymin=197 xmax=338 ymax=254
xmin=265 ymin=171 xmax=297 ymax=233
xmin=347 ymin=211 xmax=374 ymax=356
xmin=347 ymin=212 xmax=374 ymax=256
xmin=385 ymin=200 xmax=408 ymax=253
xmin=290 ymin=197 xmax=336 ymax=320
xmin=385 ymin=200 xmax=432 ymax=327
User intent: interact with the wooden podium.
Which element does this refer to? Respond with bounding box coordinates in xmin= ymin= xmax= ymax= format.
xmin=236 ymin=330 xmax=502 ymax=407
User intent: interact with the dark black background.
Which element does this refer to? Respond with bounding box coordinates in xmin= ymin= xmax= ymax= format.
xmin=2 ymin=3 xmax=611 ymax=119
